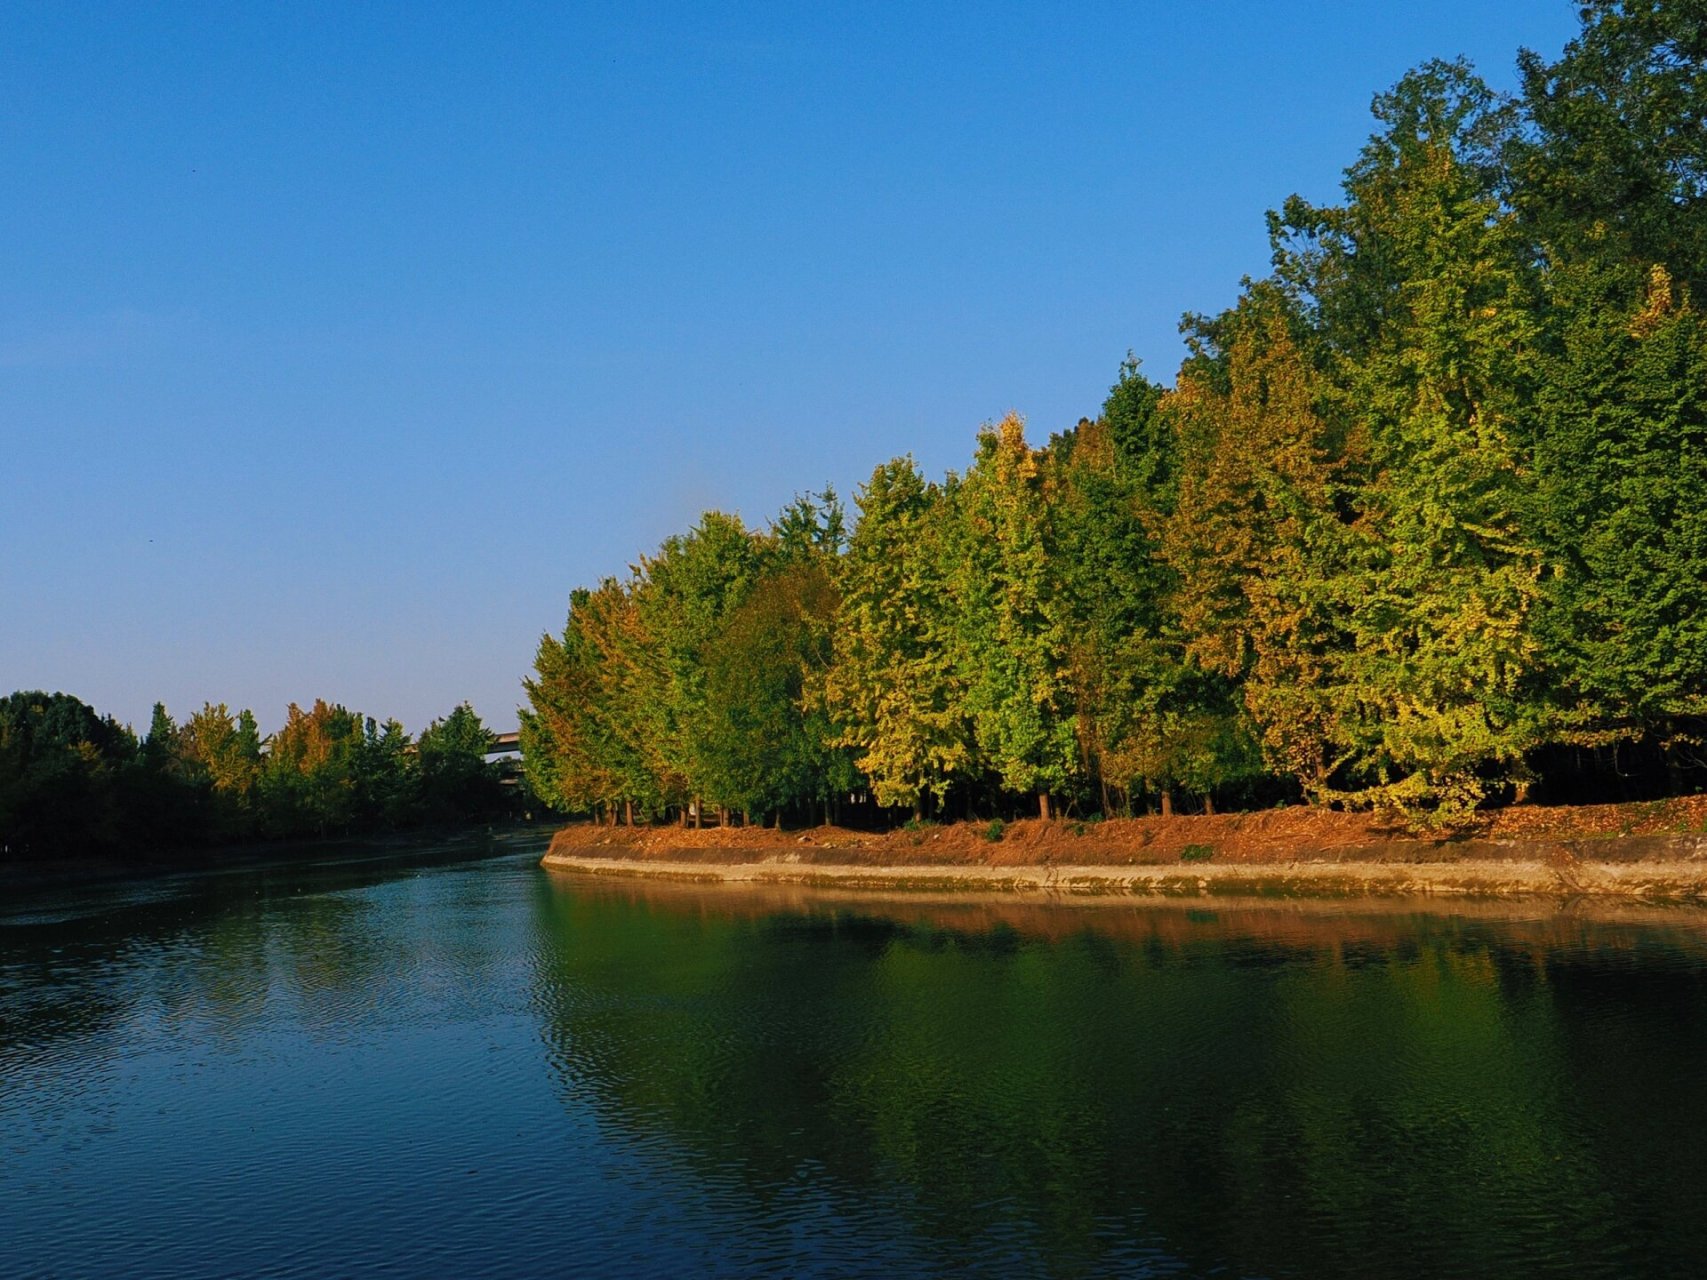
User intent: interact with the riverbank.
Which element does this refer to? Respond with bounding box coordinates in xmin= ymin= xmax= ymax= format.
xmin=541 ymin=796 xmax=1707 ymax=902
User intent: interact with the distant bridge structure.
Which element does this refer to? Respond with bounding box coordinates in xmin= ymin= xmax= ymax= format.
xmin=488 ymin=731 xmax=522 ymax=757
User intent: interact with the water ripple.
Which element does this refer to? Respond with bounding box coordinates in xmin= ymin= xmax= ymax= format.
xmin=7 ymin=853 xmax=1707 ymax=1276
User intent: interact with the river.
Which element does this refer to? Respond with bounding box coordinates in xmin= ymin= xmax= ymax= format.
xmin=4 ymin=835 xmax=1707 ymax=1277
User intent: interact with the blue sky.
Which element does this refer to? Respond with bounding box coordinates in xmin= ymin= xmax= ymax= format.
xmin=3 ymin=1 xmax=1580 ymax=736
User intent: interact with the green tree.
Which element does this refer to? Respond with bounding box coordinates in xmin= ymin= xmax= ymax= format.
xmin=524 ymin=590 xmax=611 ymax=818
xmin=698 ymin=493 xmax=860 ymax=825
xmin=524 ymin=578 xmax=661 ymax=822
xmin=1103 ymin=353 xmax=1170 ymax=495
xmin=142 ymin=702 xmax=181 ymax=772
xmin=948 ymin=415 xmax=1078 ymax=818
xmin=700 ymin=561 xmax=854 ymax=824
xmin=0 ymin=691 xmax=135 ymax=860
xmin=1046 ymin=414 xmax=1157 ymax=814
xmin=824 ymin=458 xmax=970 ymax=817
xmin=1270 ymin=62 xmax=1549 ymax=820
xmin=131 ymin=701 xmax=208 ymax=845
xmin=630 ymin=512 xmax=765 ymax=820
xmin=418 ymin=703 xmax=499 ymax=821
xmin=355 ymin=716 xmax=418 ymax=827
xmin=1513 ymin=0 xmax=1707 ymax=296
xmin=1040 ymin=355 xmax=1258 ymax=818
xmin=1533 ymin=265 xmax=1707 ymax=749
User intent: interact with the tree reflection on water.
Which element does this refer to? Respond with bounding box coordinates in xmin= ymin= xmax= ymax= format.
xmin=531 ymin=876 xmax=1707 ymax=1279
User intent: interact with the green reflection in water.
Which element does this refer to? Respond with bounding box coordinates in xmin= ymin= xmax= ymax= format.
xmin=531 ymin=879 xmax=1707 ymax=1279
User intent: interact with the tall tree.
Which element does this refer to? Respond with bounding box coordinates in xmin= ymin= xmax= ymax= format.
xmin=948 ymin=415 xmax=1078 ymax=818
xmin=1514 ymin=0 xmax=1707 ymax=295
xmin=523 ymin=580 xmax=654 ymax=820
xmin=698 ymin=493 xmax=858 ymax=824
xmin=1163 ymin=293 xmax=1355 ymax=802
xmin=824 ymin=458 xmax=969 ymax=817
xmin=1271 ymin=62 xmax=1549 ymax=820
xmin=1533 ymin=265 xmax=1707 ymax=746
xmin=630 ymin=512 xmax=764 ymax=818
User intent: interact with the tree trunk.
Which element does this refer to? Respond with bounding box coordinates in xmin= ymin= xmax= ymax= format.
xmin=1098 ymin=774 xmax=1111 ymax=820
xmin=1038 ymin=792 xmax=1051 ymax=821
xmin=693 ymin=797 xmax=702 ymax=830
xmin=1203 ymin=793 xmax=1215 ymax=817
xmin=625 ymin=798 xmax=634 ymax=826
xmin=1160 ymin=788 xmax=1173 ymax=818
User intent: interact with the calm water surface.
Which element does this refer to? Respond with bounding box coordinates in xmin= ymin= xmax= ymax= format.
xmin=6 ymin=837 xmax=1707 ymax=1278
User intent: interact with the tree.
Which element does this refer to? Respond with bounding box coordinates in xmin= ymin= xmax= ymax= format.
xmin=630 ymin=512 xmax=765 ymax=820
xmin=1162 ymin=295 xmax=1353 ymax=803
xmin=1103 ymin=353 xmax=1170 ymax=494
xmin=180 ymin=703 xmax=265 ymax=840
xmin=525 ymin=513 xmax=765 ymax=826
xmin=1047 ymin=414 xmax=1156 ymax=815
xmin=260 ymin=699 xmax=366 ymax=836
xmin=1533 ymin=265 xmax=1707 ymax=748
xmin=696 ymin=493 xmax=859 ymax=825
xmin=130 ymin=700 xmax=209 ymax=845
xmin=525 ymin=589 xmax=614 ymax=818
xmin=418 ymin=703 xmax=499 ymax=821
xmin=0 ymin=691 xmax=134 ymax=860
xmin=142 ymin=702 xmax=181 ymax=772
xmin=1513 ymin=0 xmax=1707 ymax=296
xmin=1270 ymin=61 xmax=1549 ymax=820
xmin=948 ymin=415 xmax=1078 ymax=818
xmin=824 ymin=458 xmax=970 ymax=817
xmin=355 ymin=716 xmax=418 ymax=827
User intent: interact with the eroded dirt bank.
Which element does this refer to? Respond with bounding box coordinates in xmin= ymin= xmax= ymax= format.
xmin=541 ymin=797 xmax=1707 ymax=902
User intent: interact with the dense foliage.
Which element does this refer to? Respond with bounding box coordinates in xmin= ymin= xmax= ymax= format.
xmin=0 ymin=691 xmax=517 ymax=864
xmin=527 ymin=4 xmax=1707 ymax=827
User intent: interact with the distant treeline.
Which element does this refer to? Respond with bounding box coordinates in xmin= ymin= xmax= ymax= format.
xmin=0 ymin=692 xmax=520 ymax=864
xmin=524 ymin=6 xmax=1707 ymax=828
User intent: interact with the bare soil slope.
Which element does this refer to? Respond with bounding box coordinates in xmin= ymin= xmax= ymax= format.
xmin=546 ymin=795 xmax=1707 ymax=869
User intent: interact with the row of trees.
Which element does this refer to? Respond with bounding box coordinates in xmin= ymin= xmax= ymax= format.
xmin=0 ymin=691 xmax=515 ymax=863
xmin=525 ymin=3 xmax=1707 ymax=827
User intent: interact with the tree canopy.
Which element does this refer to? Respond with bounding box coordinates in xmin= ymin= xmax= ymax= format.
xmin=524 ymin=4 xmax=1707 ymax=827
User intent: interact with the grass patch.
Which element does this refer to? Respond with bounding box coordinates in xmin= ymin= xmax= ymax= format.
xmin=1181 ymin=843 xmax=1215 ymax=863
xmin=983 ymin=818 xmax=1006 ymax=843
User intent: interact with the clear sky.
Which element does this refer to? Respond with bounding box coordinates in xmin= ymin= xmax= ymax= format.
xmin=3 ymin=1 xmax=1581 ymax=737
